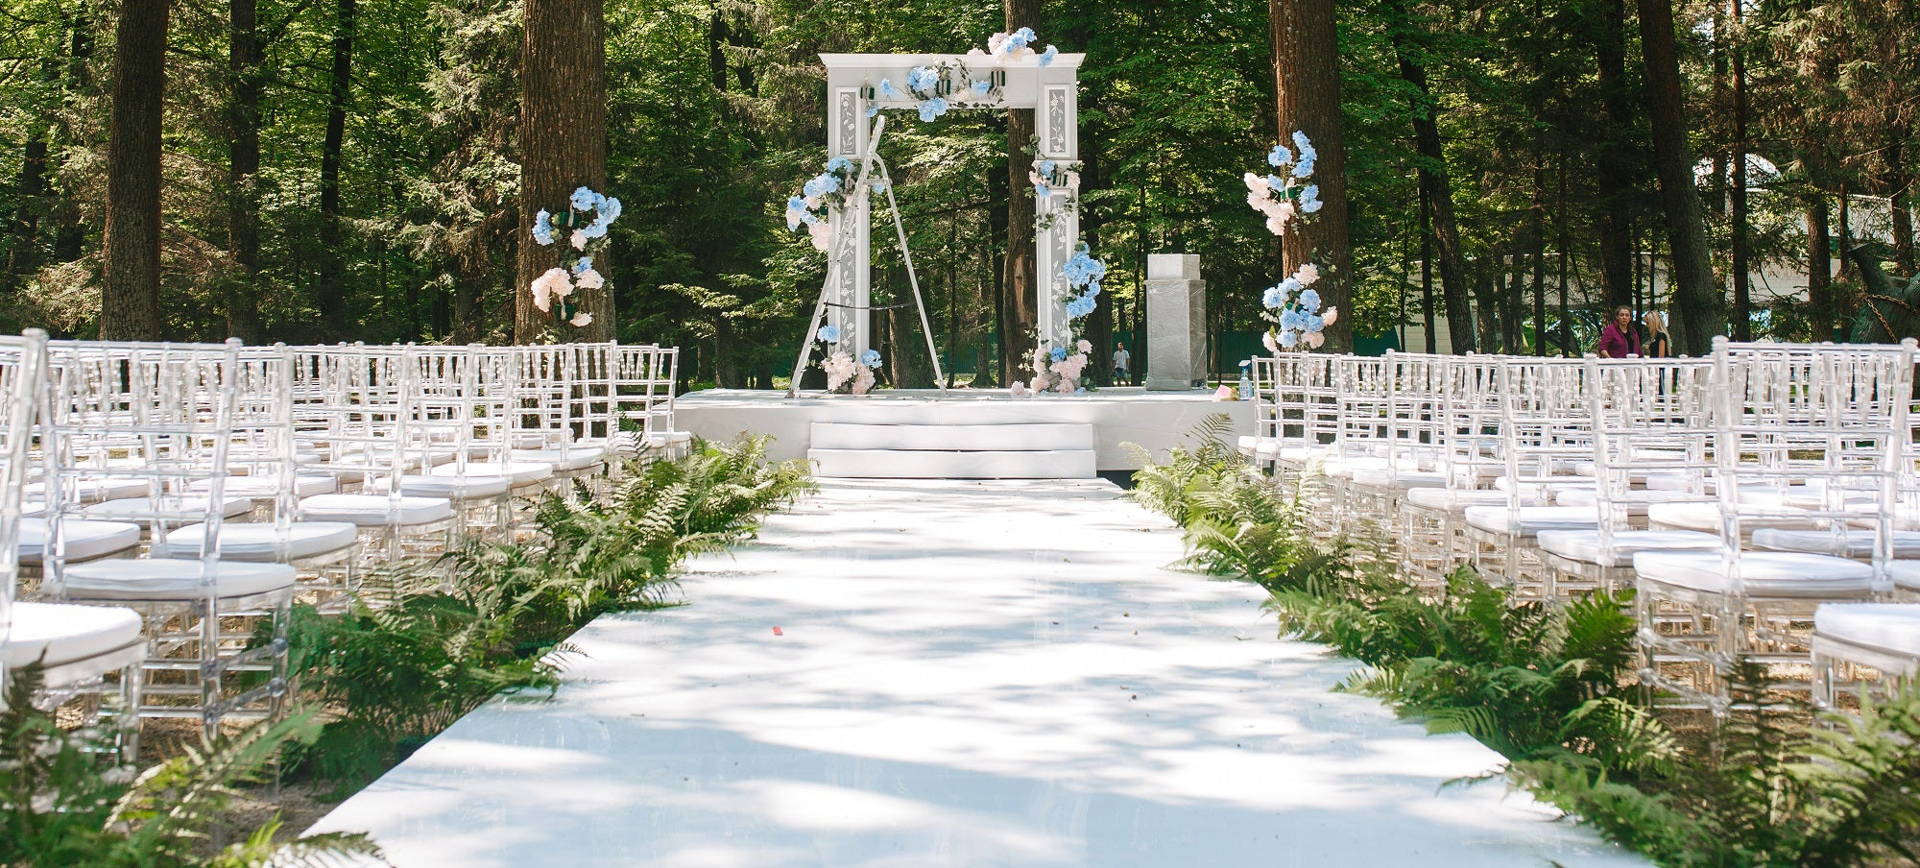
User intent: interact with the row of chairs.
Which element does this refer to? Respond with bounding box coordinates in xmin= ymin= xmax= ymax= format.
xmin=1242 ymin=339 xmax=1920 ymax=718
xmin=0 ymin=334 xmax=686 ymax=757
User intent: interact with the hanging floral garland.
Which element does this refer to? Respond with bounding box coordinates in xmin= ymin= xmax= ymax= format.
xmin=1244 ymin=131 xmax=1335 ymax=352
xmin=528 ymin=186 xmax=621 ymax=332
xmin=812 ymin=324 xmax=882 ymax=395
xmin=1015 ymin=243 xmax=1105 ymax=396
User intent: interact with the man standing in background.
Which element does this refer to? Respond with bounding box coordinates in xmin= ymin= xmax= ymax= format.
xmin=1112 ymin=342 xmax=1132 ymax=385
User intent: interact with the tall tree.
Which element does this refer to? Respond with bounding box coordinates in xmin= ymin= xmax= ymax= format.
xmin=315 ymin=0 xmax=356 ymax=339
xmin=1386 ymin=0 xmax=1474 ymax=352
xmin=1002 ymin=0 xmax=1040 ymax=379
xmin=1637 ymin=0 xmax=1722 ymax=353
xmin=100 ymin=0 xmax=170 ymax=341
xmin=1727 ymin=0 xmax=1752 ymax=340
xmin=516 ymin=0 xmax=610 ymax=343
xmin=1589 ymin=0 xmax=1636 ymax=311
xmin=1271 ymin=0 xmax=1354 ymax=350
xmin=224 ymin=0 xmax=266 ymax=341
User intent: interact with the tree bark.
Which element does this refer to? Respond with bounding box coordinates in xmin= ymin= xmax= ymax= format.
xmin=1271 ymin=0 xmax=1354 ymax=351
xmin=1591 ymin=0 xmax=1636 ymax=310
xmin=1728 ymin=0 xmax=1752 ymax=340
xmin=100 ymin=0 xmax=169 ymax=341
xmin=1385 ymin=0 xmax=1473 ymax=352
xmin=1806 ymin=196 xmax=1832 ymax=338
xmin=517 ymin=0 xmax=610 ymax=343
xmin=313 ymin=0 xmax=355 ymax=340
xmin=1888 ymin=138 xmax=1914 ymax=274
xmin=1001 ymin=0 xmax=1040 ymax=379
xmin=225 ymin=0 xmax=265 ymax=341
xmin=7 ymin=137 xmax=47 ymax=288
xmin=1637 ymin=0 xmax=1722 ymax=354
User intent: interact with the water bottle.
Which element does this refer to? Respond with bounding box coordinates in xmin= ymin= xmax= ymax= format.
xmin=1237 ymin=364 xmax=1253 ymax=401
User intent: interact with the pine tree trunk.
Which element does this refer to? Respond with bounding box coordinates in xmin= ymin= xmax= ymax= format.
xmin=517 ymin=0 xmax=610 ymax=344
xmin=1888 ymin=138 xmax=1915 ymax=274
xmin=1807 ymin=197 xmax=1832 ymax=337
xmin=1002 ymin=0 xmax=1040 ymax=380
xmin=1637 ymin=0 xmax=1722 ymax=354
xmin=225 ymin=0 xmax=264 ymax=342
xmin=1386 ymin=1 xmax=1473 ymax=352
xmin=313 ymin=0 xmax=354 ymax=340
xmin=1591 ymin=0 xmax=1636 ymax=310
xmin=7 ymin=136 xmax=47 ymax=288
xmin=1728 ymin=0 xmax=1752 ymax=340
xmin=100 ymin=0 xmax=168 ymax=341
xmin=1271 ymin=0 xmax=1354 ymax=351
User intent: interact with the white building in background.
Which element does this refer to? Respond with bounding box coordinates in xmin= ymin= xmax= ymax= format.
xmin=1398 ymin=157 xmax=1908 ymax=354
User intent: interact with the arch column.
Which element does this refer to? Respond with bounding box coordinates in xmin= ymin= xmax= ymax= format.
xmin=825 ymin=86 xmax=872 ymax=355
xmin=1034 ymin=78 xmax=1080 ymax=347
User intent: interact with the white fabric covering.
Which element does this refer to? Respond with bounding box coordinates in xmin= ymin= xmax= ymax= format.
xmin=1632 ymin=550 xmax=1874 ymax=597
xmin=2 ymin=601 xmax=143 ymax=670
xmin=428 ymin=460 xmax=554 ymax=486
xmin=1462 ymin=506 xmax=1597 ymax=536
xmin=154 ymin=521 xmax=357 ymax=561
xmin=1814 ymin=603 xmax=1920 ymax=658
xmin=17 ymin=517 xmax=141 ymax=563
xmin=1535 ymin=529 xmax=1720 ymax=568
xmin=56 ymin=558 xmax=296 ymax=600
xmin=298 ymin=494 xmax=455 ymax=526
xmin=1752 ymin=528 xmax=1920 ymax=559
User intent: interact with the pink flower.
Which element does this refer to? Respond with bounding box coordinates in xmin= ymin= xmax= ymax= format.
xmin=1243 ymin=172 xmax=1270 ymax=193
xmin=1322 ymin=306 xmax=1339 ymax=326
xmin=1262 ymin=331 xmax=1279 ymax=354
xmin=570 ymin=229 xmax=588 ymax=250
xmin=1010 ymin=381 xmax=1029 ymax=397
xmin=1213 ymin=385 xmax=1235 ymax=401
xmin=1265 ymin=215 xmax=1290 ymax=236
xmin=570 ymin=311 xmax=594 ymax=328
xmin=1076 ymin=339 xmax=1091 ymax=353
xmin=1304 ymin=331 xmax=1324 ymax=349
xmin=530 ymin=268 xmax=571 ymax=313
xmin=1295 ymin=263 xmax=1321 ymax=285
xmin=573 ymin=268 xmax=604 ymax=291
xmin=808 ymin=221 xmax=832 ymax=251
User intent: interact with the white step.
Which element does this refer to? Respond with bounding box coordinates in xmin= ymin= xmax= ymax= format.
xmin=811 ymin=422 xmax=1093 ymax=452
xmin=808 ymin=448 xmax=1097 ymax=479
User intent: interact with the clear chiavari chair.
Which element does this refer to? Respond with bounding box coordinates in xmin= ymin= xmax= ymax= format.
xmin=0 ymin=330 xmax=145 ymax=758
xmin=1460 ymin=356 xmax=1596 ymax=596
xmin=39 ymin=340 xmax=307 ymax=734
xmin=1632 ymin=338 xmax=1915 ymax=713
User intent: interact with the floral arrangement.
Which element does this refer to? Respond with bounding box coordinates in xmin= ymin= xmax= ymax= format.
xmin=785 ymin=156 xmax=866 ymax=252
xmin=862 ymin=27 xmax=1059 ymax=125
xmin=1015 ymin=244 xmax=1105 ymax=396
xmin=1243 ymin=131 xmax=1322 ymax=237
xmin=529 ymin=186 xmax=622 ymax=331
xmin=1260 ymin=262 xmax=1337 ymax=351
xmin=814 ymin=324 xmax=879 ymax=395
xmin=1031 ymin=154 xmax=1084 ymax=232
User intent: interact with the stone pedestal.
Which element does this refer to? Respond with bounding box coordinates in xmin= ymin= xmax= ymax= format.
xmin=1144 ymin=254 xmax=1207 ymax=391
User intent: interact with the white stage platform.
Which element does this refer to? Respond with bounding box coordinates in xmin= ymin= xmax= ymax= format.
xmin=676 ymin=388 xmax=1253 ymax=475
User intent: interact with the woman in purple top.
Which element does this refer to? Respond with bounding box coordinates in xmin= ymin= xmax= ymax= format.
xmin=1597 ymin=305 xmax=1642 ymax=358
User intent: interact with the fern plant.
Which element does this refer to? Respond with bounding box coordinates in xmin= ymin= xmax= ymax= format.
xmin=0 ymin=663 xmax=380 ymax=867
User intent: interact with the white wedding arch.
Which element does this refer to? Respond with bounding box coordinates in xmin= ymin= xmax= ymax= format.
xmin=804 ymin=50 xmax=1086 ymax=375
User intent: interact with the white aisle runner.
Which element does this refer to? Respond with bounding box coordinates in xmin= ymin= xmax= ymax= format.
xmin=307 ymin=479 xmax=1642 ymax=867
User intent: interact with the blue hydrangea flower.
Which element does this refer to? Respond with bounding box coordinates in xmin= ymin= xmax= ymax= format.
xmin=878 ymin=78 xmax=898 ymax=99
xmin=1034 ymin=182 xmax=1050 ymax=198
xmin=573 ymin=256 xmax=593 ymax=275
xmin=971 ymin=79 xmax=992 ymax=98
xmin=1038 ymin=45 xmax=1058 ymax=67
xmin=1280 ymin=309 xmax=1304 ymax=330
xmin=1268 ymin=145 xmax=1292 ymax=167
xmin=570 ymin=186 xmax=599 ymax=211
xmin=860 ymin=348 xmax=883 ymax=368
xmin=1293 ymin=157 xmax=1316 ymax=180
xmin=1304 ymin=314 xmax=1325 ymax=333
xmin=1266 ymin=174 xmax=1287 ymax=190
xmin=787 ymin=195 xmax=807 ymax=212
xmin=1299 ymin=185 xmax=1323 ymax=214
xmin=1280 ymin=277 xmax=1303 ymax=295
xmin=803 ymin=176 xmax=827 ymax=198
xmin=1050 ymin=345 xmax=1068 ymax=362
xmin=907 ymin=66 xmax=939 ymax=92
xmin=817 ymin=324 xmax=840 ymax=343
xmin=1279 ymin=329 xmax=1300 ymax=349
xmin=580 ymin=218 xmax=608 ymax=240
xmin=1085 ymin=279 xmax=1101 ymax=295
xmin=1298 ymin=288 xmax=1321 ymax=313
xmin=865 ymin=105 xmax=879 ymax=118
xmin=1039 ymin=160 xmax=1056 ymax=176
xmin=531 ymin=209 xmax=555 ymax=246
xmin=1292 ymin=130 xmax=1316 ymax=160
xmin=872 ymin=180 xmax=889 ymax=194
xmin=1262 ymin=284 xmax=1287 ymax=309
xmin=918 ymin=97 xmax=949 ymax=122
xmin=826 ymin=156 xmax=852 ymax=173
xmin=1062 ymin=245 xmax=1107 ymax=287
xmin=601 ymin=197 xmax=622 ymax=223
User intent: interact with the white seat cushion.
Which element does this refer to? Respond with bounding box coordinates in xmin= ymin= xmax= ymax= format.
xmin=1632 ymin=550 xmax=1874 ymax=598
xmin=1553 ymin=487 xmax=1695 ymax=513
xmin=55 ymin=558 xmax=297 ymax=600
xmin=1276 ymin=444 xmax=1331 ymax=464
xmin=1462 ymin=506 xmax=1597 ymax=536
xmin=189 ymin=474 xmax=339 ymax=499
xmin=1646 ymin=500 xmax=1820 ymax=533
xmin=429 ymin=460 xmax=554 ymax=486
xmin=1318 ymin=455 xmax=1390 ymax=480
xmin=1237 ymin=436 xmax=1278 ymax=456
xmin=1535 ymin=529 xmax=1721 ymax=568
xmin=1752 ymin=528 xmax=1920 ymax=560
xmin=2 ymin=601 xmax=143 ymax=670
xmin=511 ymin=445 xmax=608 ymax=472
xmin=1815 ymin=603 xmax=1920 ymax=659
xmin=298 ymin=494 xmax=455 ymax=526
xmin=25 ymin=478 xmax=151 ymax=504
xmin=1885 ymin=561 xmax=1920 ymax=592
xmin=1349 ymin=467 xmax=1447 ymax=489
xmin=18 ymin=518 xmax=141 ymax=564
xmin=81 ymin=496 xmax=253 ymax=525
xmin=153 ymin=521 xmax=358 ymax=562
xmin=1406 ymin=488 xmax=1540 ymax=510
xmin=378 ymin=475 xmax=513 ymax=501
